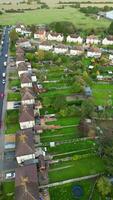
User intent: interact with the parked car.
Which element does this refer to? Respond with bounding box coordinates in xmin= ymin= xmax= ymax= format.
xmin=2 ymin=72 xmax=5 ymax=78
xmin=2 ymin=79 xmax=6 ymax=84
xmin=0 ymin=93 xmax=4 ymax=99
xmin=5 ymin=172 xmax=15 ymax=179
xmin=13 ymin=102 xmax=21 ymax=108
xmin=4 ymin=62 xmax=7 ymax=67
xmin=11 ymin=87 xmax=20 ymax=92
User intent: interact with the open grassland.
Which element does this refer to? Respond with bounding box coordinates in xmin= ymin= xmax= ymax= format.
xmin=0 ymin=8 xmax=110 ymax=29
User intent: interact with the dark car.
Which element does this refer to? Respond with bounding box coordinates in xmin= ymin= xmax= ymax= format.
xmin=13 ymin=102 xmax=21 ymax=108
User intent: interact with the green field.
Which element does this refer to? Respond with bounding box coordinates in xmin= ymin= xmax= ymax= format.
xmin=0 ymin=8 xmax=110 ymax=29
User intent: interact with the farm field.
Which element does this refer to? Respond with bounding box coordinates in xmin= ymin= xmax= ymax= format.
xmin=0 ymin=8 xmax=110 ymax=29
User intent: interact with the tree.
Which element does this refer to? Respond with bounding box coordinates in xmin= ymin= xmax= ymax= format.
xmin=53 ymin=95 xmax=67 ymax=112
xmin=49 ymin=21 xmax=76 ymax=36
xmin=30 ymin=24 xmax=37 ymax=35
xmin=10 ymin=29 xmax=18 ymax=45
xmin=83 ymin=71 xmax=93 ymax=86
xmin=97 ymin=129 xmax=113 ymax=175
xmin=37 ymin=50 xmax=45 ymax=60
xmin=72 ymin=82 xmax=83 ymax=93
xmin=108 ymin=21 xmax=113 ymax=35
xmin=97 ymin=176 xmax=112 ymax=197
xmin=81 ymin=98 xmax=95 ymax=118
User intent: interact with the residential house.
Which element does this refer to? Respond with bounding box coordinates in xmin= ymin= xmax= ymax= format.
xmin=19 ymin=105 xmax=35 ymax=129
xmin=39 ymin=42 xmax=53 ymax=51
xmin=66 ymin=34 xmax=83 ymax=44
xmin=102 ymin=36 xmax=113 ymax=45
xmin=47 ymin=32 xmax=64 ymax=42
xmin=15 ymin=164 xmax=39 ymax=200
xmin=86 ymin=35 xmax=100 ymax=45
xmin=109 ymin=54 xmax=113 ymax=64
xmin=15 ymin=24 xmax=31 ymax=37
xmin=16 ymin=38 xmax=31 ymax=48
xmin=87 ymin=47 xmax=102 ymax=58
xmin=20 ymin=73 xmax=32 ymax=88
xmin=16 ymin=129 xmax=35 ymax=164
xmin=15 ymin=24 xmax=25 ymax=34
xmin=16 ymin=54 xmax=25 ymax=67
xmin=16 ymin=47 xmax=24 ymax=55
xmin=69 ymin=46 xmax=84 ymax=56
xmin=21 ymin=88 xmax=35 ymax=105
xmin=17 ymin=62 xmax=28 ymax=77
xmin=109 ymin=54 xmax=113 ymax=60
xmin=54 ymin=45 xmax=68 ymax=54
xmin=34 ymin=29 xmax=46 ymax=41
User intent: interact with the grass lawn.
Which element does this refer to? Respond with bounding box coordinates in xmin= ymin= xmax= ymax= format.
xmin=41 ymin=87 xmax=72 ymax=105
xmin=47 ymin=117 xmax=80 ymax=126
xmin=0 ymin=8 xmax=110 ymax=29
xmin=49 ymin=179 xmax=100 ymax=200
xmin=41 ymin=127 xmax=78 ymax=143
xmin=49 ymin=156 xmax=105 ymax=183
xmin=7 ymin=92 xmax=21 ymax=101
xmin=2 ymin=181 xmax=14 ymax=200
xmin=47 ymin=139 xmax=96 ymax=154
xmin=43 ymin=81 xmax=69 ymax=89
xmin=8 ymin=79 xmax=20 ymax=89
xmin=92 ymin=83 xmax=113 ymax=105
xmin=5 ymin=110 xmax=20 ymax=134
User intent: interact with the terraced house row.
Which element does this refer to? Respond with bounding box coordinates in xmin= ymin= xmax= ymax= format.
xmin=15 ymin=44 xmax=48 ymax=200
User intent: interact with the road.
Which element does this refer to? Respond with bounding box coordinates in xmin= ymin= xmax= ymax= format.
xmin=0 ymin=27 xmax=9 ymax=126
xmin=0 ymin=27 xmax=10 ymax=181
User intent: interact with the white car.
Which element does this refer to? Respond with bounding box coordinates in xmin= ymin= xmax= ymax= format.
xmin=2 ymin=79 xmax=6 ymax=84
xmin=4 ymin=62 xmax=7 ymax=67
xmin=5 ymin=172 xmax=15 ymax=179
xmin=5 ymin=54 xmax=8 ymax=58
